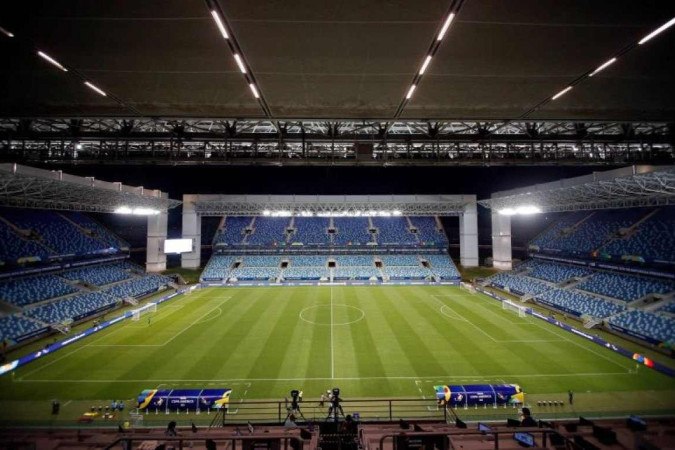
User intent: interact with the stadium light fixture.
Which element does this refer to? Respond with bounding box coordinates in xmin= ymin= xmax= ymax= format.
xmin=37 ymin=51 xmax=68 ymax=72
xmin=0 ymin=26 xmax=14 ymax=38
xmin=262 ymin=209 xmax=271 ymax=216
xmin=437 ymin=13 xmax=455 ymax=40
xmin=419 ymin=55 xmax=432 ymax=75
xmin=210 ymin=9 xmax=229 ymax=40
xmin=498 ymin=205 xmax=541 ymax=216
xmin=406 ymin=85 xmax=416 ymax=99
xmin=638 ymin=16 xmax=675 ymax=45
xmin=233 ymin=53 xmax=247 ymax=74
xmin=589 ymin=57 xmax=617 ymax=77
xmin=84 ymin=81 xmax=107 ymax=96
xmin=115 ymin=206 xmax=160 ymax=215
xmin=551 ymin=86 xmax=572 ymax=100
xmin=249 ymin=83 xmax=260 ymax=99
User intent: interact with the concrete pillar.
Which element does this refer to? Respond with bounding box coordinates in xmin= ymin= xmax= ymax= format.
xmin=459 ymin=198 xmax=479 ymax=267
xmin=491 ymin=212 xmax=512 ymax=270
xmin=181 ymin=194 xmax=202 ymax=269
xmin=146 ymin=212 xmax=167 ymax=272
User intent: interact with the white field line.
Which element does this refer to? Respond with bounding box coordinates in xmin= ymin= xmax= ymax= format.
xmin=330 ymin=285 xmax=334 ymax=379
xmin=16 ymin=372 xmax=632 ymax=383
xmin=21 ymin=296 xmax=232 ymax=377
xmin=525 ymin=315 xmax=633 ymax=371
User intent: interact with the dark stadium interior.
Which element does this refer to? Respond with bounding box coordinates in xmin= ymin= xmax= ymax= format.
xmin=0 ymin=1 xmax=674 ymax=447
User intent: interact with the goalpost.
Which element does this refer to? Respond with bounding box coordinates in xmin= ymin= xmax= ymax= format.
xmin=459 ymin=282 xmax=476 ymax=294
xmin=502 ymin=299 xmax=527 ymax=317
xmin=131 ymin=302 xmax=157 ymax=321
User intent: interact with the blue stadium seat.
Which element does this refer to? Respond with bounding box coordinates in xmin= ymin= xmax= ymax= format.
xmin=61 ymin=263 xmax=131 ymax=286
xmin=0 ymin=219 xmax=51 ymax=263
xmin=372 ymin=217 xmax=416 ymax=245
xmin=0 ymin=315 xmax=43 ymax=341
xmin=420 ymin=254 xmax=460 ymax=279
xmin=291 ymin=218 xmax=330 ymax=245
xmin=201 ymin=255 xmax=239 ymax=280
xmin=609 ymin=310 xmax=675 ymax=344
xmin=576 ymin=272 xmax=675 ymax=302
xmin=535 ymin=288 xmax=624 ymax=318
xmin=103 ymin=274 xmax=171 ymax=299
xmin=0 ymin=274 xmax=79 ymax=307
xmin=525 ymin=260 xmax=593 ymax=283
xmin=333 ymin=218 xmax=371 ymax=245
xmin=214 ymin=216 xmax=252 ymax=246
xmin=334 ymin=265 xmax=380 ymax=280
xmin=24 ymin=292 xmax=119 ymax=324
xmin=656 ymin=302 xmax=675 ymax=314
xmin=601 ymin=208 xmax=675 ymax=262
xmin=489 ymin=273 xmax=551 ymax=296
xmin=409 ymin=217 xmax=447 ymax=246
xmin=247 ymin=218 xmax=290 ymax=246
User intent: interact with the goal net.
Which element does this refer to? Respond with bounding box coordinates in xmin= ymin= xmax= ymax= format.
xmin=459 ymin=282 xmax=476 ymax=294
xmin=131 ymin=302 xmax=157 ymax=321
xmin=502 ymin=299 xmax=527 ymax=317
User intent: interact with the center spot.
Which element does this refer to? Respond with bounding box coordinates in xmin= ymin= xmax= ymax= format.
xmin=300 ymin=305 xmax=365 ymax=326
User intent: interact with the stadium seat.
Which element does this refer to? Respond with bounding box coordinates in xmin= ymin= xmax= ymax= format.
xmin=536 ymin=288 xmax=624 ymax=318
xmin=0 ymin=314 xmax=44 ymax=341
xmin=576 ymin=272 xmax=675 ymax=302
xmin=525 ymin=260 xmax=593 ymax=283
xmin=609 ymin=310 xmax=675 ymax=344
xmin=61 ymin=263 xmax=132 ymax=286
xmin=291 ymin=218 xmax=330 ymax=245
xmin=0 ymin=274 xmax=79 ymax=307
xmin=372 ymin=217 xmax=417 ymax=245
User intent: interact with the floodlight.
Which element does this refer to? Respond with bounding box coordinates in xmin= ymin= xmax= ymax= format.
xmin=515 ymin=205 xmax=541 ymax=215
xmin=406 ymin=85 xmax=416 ymax=99
xmin=551 ymin=86 xmax=572 ymax=100
xmin=262 ymin=209 xmax=271 ymax=216
xmin=0 ymin=26 xmax=14 ymax=38
xmin=115 ymin=206 xmax=133 ymax=214
xmin=419 ymin=55 xmax=432 ymax=75
xmin=84 ymin=81 xmax=107 ymax=96
xmin=233 ymin=54 xmax=246 ymax=73
xmin=437 ymin=13 xmax=455 ymax=40
xmin=392 ymin=210 xmax=402 ymax=216
xmin=37 ymin=51 xmax=68 ymax=72
xmin=638 ymin=16 xmax=675 ymax=45
xmin=115 ymin=206 xmax=159 ymax=215
xmin=589 ymin=58 xmax=616 ymax=77
xmin=498 ymin=208 xmax=516 ymax=216
xmin=210 ymin=10 xmax=229 ymax=39
xmin=249 ymin=83 xmax=260 ymax=99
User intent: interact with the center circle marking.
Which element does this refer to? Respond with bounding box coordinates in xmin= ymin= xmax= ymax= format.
xmin=299 ymin=305 xmax=365 ymax=326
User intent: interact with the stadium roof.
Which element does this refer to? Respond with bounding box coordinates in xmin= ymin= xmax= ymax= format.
xmin=1 ymin=1 xmax=674 ymax=121
xmin=187 ymin=194 xmax=475 ymax=216
xmin=478 ymin=165 xmax=675 ymax=213
xmin=0 ymin=163 xmax=181 ymax=213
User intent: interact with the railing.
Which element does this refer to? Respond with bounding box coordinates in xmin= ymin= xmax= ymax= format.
xmin=104 ymin=432 xmax=304 ymax=450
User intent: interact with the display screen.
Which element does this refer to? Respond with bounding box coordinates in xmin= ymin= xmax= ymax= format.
xmin=513 ymin=432 xmax=535 ymax=447
xmin=164 ymin=239 xmax=193 ymax=254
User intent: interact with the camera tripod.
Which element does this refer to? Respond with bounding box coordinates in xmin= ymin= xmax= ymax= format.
xmin=285 ymin=399 xmax=306 ymax=422
xmin=326 ymin=400 xmax=345 ymax=422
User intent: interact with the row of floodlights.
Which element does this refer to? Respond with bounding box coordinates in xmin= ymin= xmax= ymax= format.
xmin=262 ymin=210 xmax=403 ymax=217
xmin=497 ymin=205 xmax=542 ymax=216
xmin=114 ymin=206 xmax=160 ymax=215
xmin=550 ymin=16 xmax=675 ymax=102
xmin=209 ymin=9 xmax=260 ymax=99
xmin=0 ymin=26 xmax=108 ymax=97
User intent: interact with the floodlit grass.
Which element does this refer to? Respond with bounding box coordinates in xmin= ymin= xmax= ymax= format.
xmin=1 ymin=285 xmax=673 ymax=425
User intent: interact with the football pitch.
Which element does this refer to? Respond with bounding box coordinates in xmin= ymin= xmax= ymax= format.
xmin=1 ymin=285 xmax=674 ymax=424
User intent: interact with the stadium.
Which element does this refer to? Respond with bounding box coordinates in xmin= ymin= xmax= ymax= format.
xmin=0 ymin=1 xmax=674 ymax=449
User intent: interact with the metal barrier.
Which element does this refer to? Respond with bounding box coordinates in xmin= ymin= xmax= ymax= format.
xmin=104 ymin=433 xmax=304 ymax=450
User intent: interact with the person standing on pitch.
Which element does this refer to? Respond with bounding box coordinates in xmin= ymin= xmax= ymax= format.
xmin=568 ymin=390 xmax=574 ymax=405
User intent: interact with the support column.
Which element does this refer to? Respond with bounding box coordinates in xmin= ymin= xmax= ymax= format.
xmin=459 ymin=197 xmax=479 ymax=267
xmin=146 ymin=212 xmax=167 ymax=272
xmin=181 ymin=194 xmax=202 ymax=269
xmin=491 ymin=212 xmax=512 ymax=270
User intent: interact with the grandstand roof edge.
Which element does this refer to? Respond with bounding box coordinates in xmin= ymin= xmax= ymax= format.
xmin=0 ymin=163 xmax=181 ymax=213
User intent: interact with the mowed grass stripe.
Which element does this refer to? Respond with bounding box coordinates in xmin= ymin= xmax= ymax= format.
xmin=3 ymin=286 xmax=674 ymax=404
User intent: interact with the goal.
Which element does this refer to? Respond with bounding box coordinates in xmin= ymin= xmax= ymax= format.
xmin=502 ymin=299 xmax=527 ymax=317
xmin=131 ymin=302 xmax=157 ymax=321
xmin=459 ymin=282 xmax=476 ymax=294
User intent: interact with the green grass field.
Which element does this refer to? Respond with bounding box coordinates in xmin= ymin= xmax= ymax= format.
xmin=1 ymin=285 xmax=674 ymax=425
